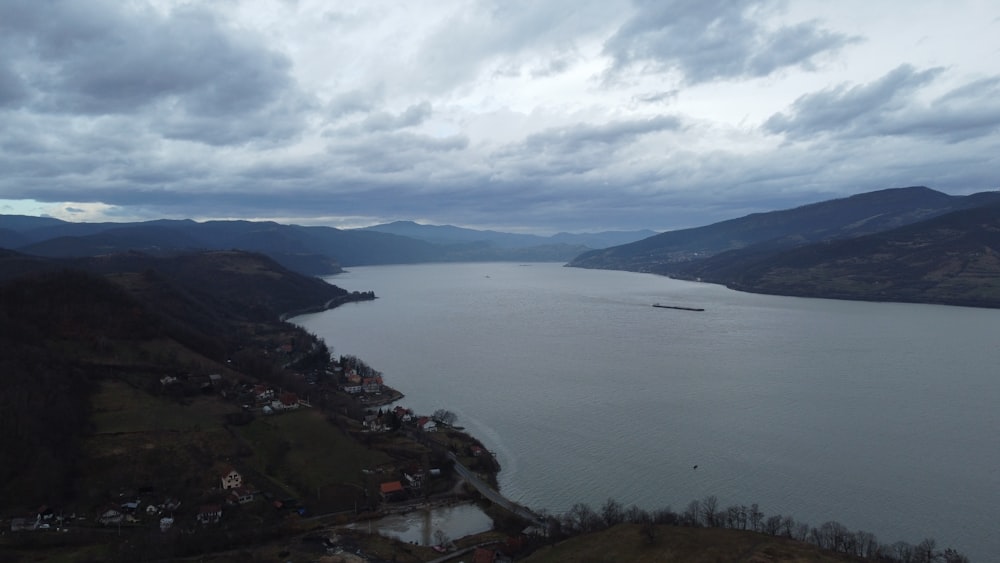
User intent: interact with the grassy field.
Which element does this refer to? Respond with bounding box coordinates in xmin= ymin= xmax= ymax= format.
xmin=91 ymin=379 xmax=237 ymax=434
xmin=236 ymin=409 xmax=392 ymax=511
xmin=521 ymin=524 xmax=861 ymax=563
xmin=86 ymin=381 xmax=397 ymax=514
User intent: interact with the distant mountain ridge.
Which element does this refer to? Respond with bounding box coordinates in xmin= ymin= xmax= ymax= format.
xmin=1 ymin=217 xmax=439 ymax=275
xmin=0 ymin=215 xmax=655 ymax=274
xmin=0 ymin=248 xmax=349 ymax=320
xmin=684 ymin=203 xmax=1000 ymax=308
xmin=568 ymin=186 xmax=1000 ymax=308
xmin=569 ymin=186 xmax=999 ymax=273
xmin=363 ymin=220 xmax=655 ymax=249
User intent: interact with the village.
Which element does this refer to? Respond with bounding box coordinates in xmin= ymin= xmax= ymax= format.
xmin=1 ymin=331 xmax=527 ymax=562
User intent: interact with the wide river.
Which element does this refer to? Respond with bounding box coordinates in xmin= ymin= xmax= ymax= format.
xmin=294 ymin=262 xmax=999 ymax=560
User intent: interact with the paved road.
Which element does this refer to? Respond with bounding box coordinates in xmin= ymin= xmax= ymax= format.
xmin=447 ymin=453 xmax=545 ymax=527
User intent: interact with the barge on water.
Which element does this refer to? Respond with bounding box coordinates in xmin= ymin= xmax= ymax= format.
xmin=652 ymin=303 xmax=705 ymax=312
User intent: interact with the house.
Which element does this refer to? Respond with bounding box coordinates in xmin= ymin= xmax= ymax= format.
xmin=417 ymin=417 xmax=437 ymax=432
xmin=345 ymin=370 xmax=362 ymax=385
xmin=362 ymin=377 xmax=381 ymax=394
xmin=279 ymin=392 xmax=299 ymax=409
xmin=471 ymin=445 xmax=485 ymax=457
xmin=254 ymin=384 xmax=274 ymax=401
xmin=146 ymin=504 xmax=160 ymax=516
xmin=220 ymin=467 xmax=243 ymax=490
xmin=159 ymin=516 xmax=174 ymax=532
xmin=229 ymin=487 xmax=255 ymax=504
xmin=342 ymin=384 xmax=363 ymax=394
xmin=196 ymin=505 xmax=222 ymax=525
xmin=98 ymin=507 xmax=124 ymax=526
xmin=208 ymin=373 xmax=223 ymax=386
xmin=403 ymin=472 xmax=424 ymax=489
xmin=393 ymin=406 xmax=413 ymax=422
xmin=270 ymin=392 xmax=299 ymax=411
xmin=379 ymin=481 xmax=405 ymax=501
xmin=36 ymin=505 xmax=54 ymax=521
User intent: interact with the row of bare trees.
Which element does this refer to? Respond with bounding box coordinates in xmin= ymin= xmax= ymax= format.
xmin=540 ymin=496 xmax=969 ymax=563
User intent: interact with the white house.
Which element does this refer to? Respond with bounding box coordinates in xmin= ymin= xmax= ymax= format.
xmin=220 ymin=468 xmax=243 ymax=490
xmin=98 ymin=507 xmax=123 ymax=526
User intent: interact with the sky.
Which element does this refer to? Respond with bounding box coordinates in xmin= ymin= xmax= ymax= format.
xmin=1 ymin=0 xmax=999 ymax=234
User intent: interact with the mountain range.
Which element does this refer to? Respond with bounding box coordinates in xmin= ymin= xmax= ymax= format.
xmin=4 ymin=186 xmax=1000 ymax=307
xmin=569 ymin=186 xmax=1000 ymax=308
xmin=0 ymin=216 xmax=653 ymax=275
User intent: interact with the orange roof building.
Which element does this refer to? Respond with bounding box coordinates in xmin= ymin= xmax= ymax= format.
xmin=379 ymin=481 xmax=404 ymax=495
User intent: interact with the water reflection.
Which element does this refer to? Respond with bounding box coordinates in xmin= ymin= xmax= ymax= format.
xmin=347 ymin=503 xmax=493 ymax=545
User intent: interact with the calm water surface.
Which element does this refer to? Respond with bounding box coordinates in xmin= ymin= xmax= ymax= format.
xmin=346 ymin=504 xmax=492 ymax=545
xmin=295 ymin=263 xmax=1000 ymax=561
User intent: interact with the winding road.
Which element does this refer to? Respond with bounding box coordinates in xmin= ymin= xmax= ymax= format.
xmin=447 ymin=453 xmax=545 ymax=527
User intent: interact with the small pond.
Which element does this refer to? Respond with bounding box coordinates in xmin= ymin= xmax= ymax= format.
xmin=347 ymin=503 xmax=493 ymax=545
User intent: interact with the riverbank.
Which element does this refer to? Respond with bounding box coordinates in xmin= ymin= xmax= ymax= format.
xmin=280 ymin=289 xmax=377 ymax=320
xmin=293 ymin=261 xmax=992 ymax=561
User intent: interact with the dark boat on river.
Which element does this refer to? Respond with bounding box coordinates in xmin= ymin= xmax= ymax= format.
xmin=652 ymin=303 xmax=705 ymax=312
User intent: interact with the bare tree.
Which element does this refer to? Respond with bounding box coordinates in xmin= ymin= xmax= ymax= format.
xmin=683 ymin=500 xmax=701 ymax=527
xmin=856 ymin=530 xmax=878 ymax=558
xmin=763 ymin=515 xmax=782 ymax=536
xmin=941 ymin=547 xmax=970 ymax=563
xmin=700 ymin=495 xmax=719 ymax=527
xmin=563 ymin=503 xmax=601 ymax=534
xmin=793 ymin=522 xmax=810 ymax=542
xmin=749 ymin=503 xmax=764 ymax=532
xmin=914 ymin=538 xmax=937 ymax=563
xmin=891 ymin=541 xmax=915 ymax=563
xmin=780 ymin=515 xmax=797 ymax=538
xmin=650 ymin=507 xmax=678 ymax=525
xmin=632 ymin=508 xmax=656 ymax=545
xmin=432 ymin=409 xmax=457 ymax=426
xmin=600 ymin=498 xmax=624 ymax=527
xmin=623 ymin=504 xmax=647 ymax=524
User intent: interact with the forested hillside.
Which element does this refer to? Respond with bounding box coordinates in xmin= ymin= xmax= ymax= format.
xmin=0 ymin=251 xmax=349 ymax=507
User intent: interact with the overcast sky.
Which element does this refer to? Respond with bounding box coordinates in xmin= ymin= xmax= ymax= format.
xmin=1 ymin=0 xmax=998 ymax=233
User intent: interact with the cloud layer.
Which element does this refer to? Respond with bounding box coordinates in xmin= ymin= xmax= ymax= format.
xmin=1 ymin=0 xmax=998 ymax=232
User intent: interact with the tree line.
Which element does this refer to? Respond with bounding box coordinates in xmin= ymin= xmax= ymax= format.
xmin=540 ymin=496 xmax=969 ymax=563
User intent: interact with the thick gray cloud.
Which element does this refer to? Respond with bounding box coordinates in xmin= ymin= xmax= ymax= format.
xmin=410 ymin=0 xmax=623 ymax=93
xmin=360 ymin=102 xmax=434 ymax=132
xmin=603 ymin=0 xmax=858 ymax=83
xmin=327 ymin=88 xmax=384 ymax=119
xmin=0 ymin=60 xmax=28 ymax=107
xmin=765 ymin=65 xmax=1000 ymax=143
xmin=0 ymin=0 xmax=309 ymax=144
xmin=491 ymin=116 xmax=683 ymax=178
xmin=333 ymin=131 xmax=470 ymax=174
xmin=0 ymin=0 xmax=997 ymax=233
